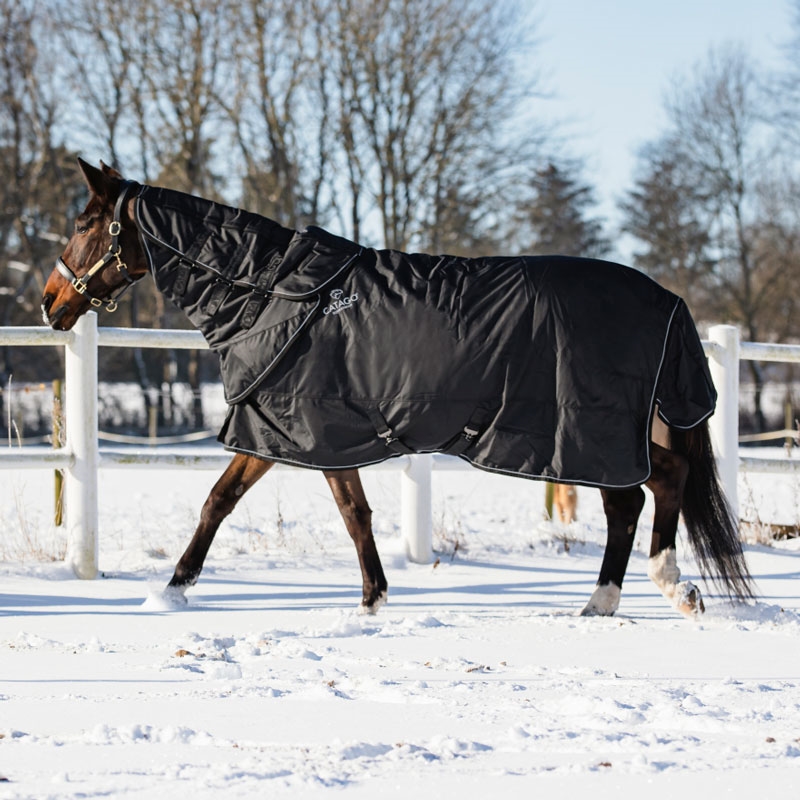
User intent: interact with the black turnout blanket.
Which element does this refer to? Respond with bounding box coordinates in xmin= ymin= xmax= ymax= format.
xmin=134 ymin=185 xmax=716 ymax=488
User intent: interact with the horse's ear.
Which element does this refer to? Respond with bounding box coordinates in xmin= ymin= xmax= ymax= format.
xmin=77 ymin=157 xmax=120 ymax=200
xmin=99 ymin=160 xmax=124 ymax=180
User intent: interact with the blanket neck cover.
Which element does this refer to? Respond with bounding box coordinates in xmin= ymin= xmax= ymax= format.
xmin=134 ymin=184 xmax=716 ymax=488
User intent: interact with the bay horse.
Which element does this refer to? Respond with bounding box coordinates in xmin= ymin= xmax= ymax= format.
xmin=41 ymin=160 xmax=753 ymax=616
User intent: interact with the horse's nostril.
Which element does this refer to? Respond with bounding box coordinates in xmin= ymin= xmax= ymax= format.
xmin=50 ymin=304 xmax=68 ymax=324
xmin=42 ymin=302 xmax=69 ymax=329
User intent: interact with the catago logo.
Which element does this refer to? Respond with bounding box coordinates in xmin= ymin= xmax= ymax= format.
xmin=323 ymin=287 xmax=359 ymax=316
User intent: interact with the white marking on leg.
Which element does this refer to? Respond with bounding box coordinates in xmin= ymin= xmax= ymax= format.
xmin=359 ymin=590 xmax=388 ymax=615
xmin=648 ymin=547 xmax=681 ymax=599
xmin=141 ymin=584 xmax=188 ymax=611
xmin=580 ymin=583 xmax=621 ymax=616
xmin=648 ymin=547 xmax=704 ymax=616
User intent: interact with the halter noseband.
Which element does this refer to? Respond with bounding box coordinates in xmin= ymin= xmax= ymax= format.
xmin=56 ymin=180 xmax=141 ymax=313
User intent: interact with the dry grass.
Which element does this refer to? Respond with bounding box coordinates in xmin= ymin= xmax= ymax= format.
xmin=739 ymin=471 xmax=800 ymax=545
xmin=432 ymin=503 xmax=467 ymax=558
xmin=0 ymin=479 xmax=67 ymax=562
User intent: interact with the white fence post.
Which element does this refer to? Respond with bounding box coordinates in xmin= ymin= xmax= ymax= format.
xmin=708 ymin=324 xmax=740 ymax=519
xmin=401 ymin=454 xmax=434 ymax=563
xmin=64 ymin=312 xmax=100 ymax=578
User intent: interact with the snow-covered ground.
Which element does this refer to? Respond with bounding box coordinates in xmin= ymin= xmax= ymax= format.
xmin=2 ymin=451 xmax=800 ymax=798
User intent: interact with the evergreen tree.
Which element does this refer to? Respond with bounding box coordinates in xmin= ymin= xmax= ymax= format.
xmin=516 ymin=162 xmax=609 ymax=258
xmin=619 ymin=145 xmax=715 ymax=307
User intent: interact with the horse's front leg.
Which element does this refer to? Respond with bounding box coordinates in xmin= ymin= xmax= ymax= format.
xmin=324 ymin=469 xmax=388 ymax=613
xmin=167 ymin=453 xmax=273 ymax=595
xmin=645 ymin=442 xmax=703 ymax=616
xmin=581 ymin=486 xmax=645 ymax=616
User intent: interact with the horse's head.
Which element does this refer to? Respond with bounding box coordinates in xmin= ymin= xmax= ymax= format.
xmin=42 ymin=159 xmax=148 ymax=331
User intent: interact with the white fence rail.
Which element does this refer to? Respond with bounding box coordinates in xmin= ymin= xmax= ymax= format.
xmin=1 ymin=315 xmax=799 ymax=579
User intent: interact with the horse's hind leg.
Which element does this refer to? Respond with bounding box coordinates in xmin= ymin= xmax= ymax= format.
xmin=581 ymin=487 xmax=645 ymax=616
xmin=167 ymin=453 xmax=273 ymax=595
xmin=646 ymin=442 xmax=704 ymax=616
xmin=324 ymin=469 xmax=388 ymax=613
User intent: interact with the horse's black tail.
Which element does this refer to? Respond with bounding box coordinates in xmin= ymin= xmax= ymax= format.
xmin=671 ymin=421 xmax=754 ymax=601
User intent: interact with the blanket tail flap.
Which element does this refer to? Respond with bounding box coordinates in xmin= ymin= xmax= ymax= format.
xmin=656 ymin=300 xmax=717 ymax=429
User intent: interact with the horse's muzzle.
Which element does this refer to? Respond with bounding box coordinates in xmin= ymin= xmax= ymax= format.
xmin=41 ymin=294 xmax=68 ymax=328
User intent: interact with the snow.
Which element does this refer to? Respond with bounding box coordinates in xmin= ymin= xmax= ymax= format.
xmin=2 ymin=454 xmax=800 ymax=798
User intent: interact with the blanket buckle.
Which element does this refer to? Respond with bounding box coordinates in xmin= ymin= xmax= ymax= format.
xmin=367 ymin=407 xmax=415 ymax=456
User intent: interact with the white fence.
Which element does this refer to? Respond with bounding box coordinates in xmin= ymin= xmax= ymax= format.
xmin=1 ymin=314 xmax=799 ymax=579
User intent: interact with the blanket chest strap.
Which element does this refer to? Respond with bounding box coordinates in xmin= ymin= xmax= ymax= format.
xmin=206 ymin=280 xmax=230 ymax=315
xmin=173 ymin=260 xmax=193 ymax=295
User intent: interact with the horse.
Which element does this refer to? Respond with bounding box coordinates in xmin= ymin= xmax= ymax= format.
xmin=552 ymin=482 xmax=578 ymax=524
xmin=41 ymin=160 xmax=753 ymax=617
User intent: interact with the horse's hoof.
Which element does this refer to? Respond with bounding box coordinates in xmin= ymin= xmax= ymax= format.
xmin=162 ymin=585 xmax=189 ymax=606
xmin=674 ymin=581 xmax=705 ymax=617
xmin=580 ymin=605 xmax=614 ymax=617
xmin=141 ymin=584 xmax=188 ymax=611
xmin=580 ymin=583 xmax=620 ymax=617
xmin=359 ymin=590 xmax=387 ymax=615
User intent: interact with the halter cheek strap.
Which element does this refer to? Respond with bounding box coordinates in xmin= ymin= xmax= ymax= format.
xmin=56 ymin=180 xmax=142 ymax=313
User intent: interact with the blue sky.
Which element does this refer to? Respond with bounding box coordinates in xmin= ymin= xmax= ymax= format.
xmin=531 ymin=0 xmax=794 ymax=257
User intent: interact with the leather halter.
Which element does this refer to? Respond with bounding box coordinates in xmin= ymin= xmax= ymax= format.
xmin=55 ymin=180 xmax=142 ymax=312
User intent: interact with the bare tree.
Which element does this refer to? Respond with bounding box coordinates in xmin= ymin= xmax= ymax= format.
xmin=747 ymin=173 xmax=800 ymax=343
xmin=0 ymin=1 xmax=80 ymax=384
xmin=771 ymin=0 xmax=800 ymax=150
xmin=315 ymin=0 xmax=544 ymax=249
xmin=50 ymin=0 xmax=152 ymax=175
xmin=623 ymin=45 xmax=786 ymax=429
xmin=50 ymin=0 xmax=238 ymax=424
xmin=136 ymin=0 xmax=235 ymax=195
xmin=221 ymin=0 xmax=318 ymax=225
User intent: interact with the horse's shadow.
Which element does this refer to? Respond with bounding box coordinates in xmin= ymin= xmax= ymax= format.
xmin=4 ymin=549 xmax=791 ymax=618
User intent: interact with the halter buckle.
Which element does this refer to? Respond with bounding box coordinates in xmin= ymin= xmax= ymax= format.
xmin=72 ymin=277 xmax=89 ymax=295
xmin=108 ymin=220 xmax=122 ymax=237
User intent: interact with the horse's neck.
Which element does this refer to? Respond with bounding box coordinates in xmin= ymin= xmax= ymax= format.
xmin=140 ymin=183 xmax=295 ymax=253
xmin=136 ymin=186 xmax=296 ymax=336
xmin=138 ymin=185 xmax=295 ymax=269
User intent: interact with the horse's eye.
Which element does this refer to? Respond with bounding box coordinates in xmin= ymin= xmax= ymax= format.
xmin=75 ymin=224 xmax=89 ymax=235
